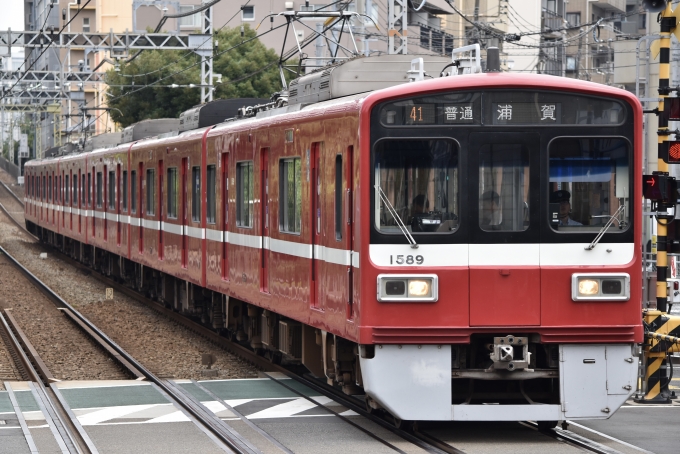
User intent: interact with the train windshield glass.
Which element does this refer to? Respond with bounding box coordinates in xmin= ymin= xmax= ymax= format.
xmin=548 ymin=137 xmax=630 ymax=232
xmin=374 ymin=139 xmax=459 ymax=234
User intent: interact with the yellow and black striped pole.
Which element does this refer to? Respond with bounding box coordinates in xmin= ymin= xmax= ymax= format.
xmin=638 ymin=3 xmax=677 ymax=403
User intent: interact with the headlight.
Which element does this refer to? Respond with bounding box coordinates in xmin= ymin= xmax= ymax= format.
xmin=578 ymin=279 xmax=599 ymax=295
xmin=571 ymin=273 xmax=630 ymax=301
xmin=377 ymin=274 xmax=438 ymax=302
xmin=408 ymin=280 xmax=430 ymax=297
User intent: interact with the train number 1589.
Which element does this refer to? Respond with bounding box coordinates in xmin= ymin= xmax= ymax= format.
xmin=390 ymin=255 xmax=424 ymax=265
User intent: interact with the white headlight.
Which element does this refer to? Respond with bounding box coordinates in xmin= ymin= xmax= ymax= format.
xmin=578 ymin=279 xmax=599 ymax=296
xmin=408 ymin=280 xmax=430 ymax=297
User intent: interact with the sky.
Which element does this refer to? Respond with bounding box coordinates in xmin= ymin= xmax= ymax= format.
xmin=0 ymin=0 xmax=24 ymax=31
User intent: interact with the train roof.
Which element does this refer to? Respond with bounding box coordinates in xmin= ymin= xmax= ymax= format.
xmin=27 ymin=62 xmax=641 ymax=167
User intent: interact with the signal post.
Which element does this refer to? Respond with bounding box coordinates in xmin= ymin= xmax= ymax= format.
xmin=640 ymin=0 xmax=680 ymax=403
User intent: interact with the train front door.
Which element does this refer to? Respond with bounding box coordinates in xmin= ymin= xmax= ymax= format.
xmin=468 ymin=133 xmax=541 ymax=327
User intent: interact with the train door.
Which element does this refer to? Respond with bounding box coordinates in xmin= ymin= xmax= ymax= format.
xmin=468 ymin=133 xmax=540 ymax=327
xmin=310 ymin=142 xmax=322 ymax=308
xmin=158 ymin=160 xmax=164 ymax=259
xmin=181 ymin=157 xmax=188 ymax=268
xmin=78 ymin=171 xmax=82 ymax=234
xmin=138 ymin=163 xmax=144 ymax=253
xmin=260 ymin=148 xmax=270 ymax=293
xmin=342 ymin=146 xmax=354 ymax=318
xmin=117 ymin=164 xmax=122 ymax=246
xmin=221 ymin=153 xmax=229 ymax=280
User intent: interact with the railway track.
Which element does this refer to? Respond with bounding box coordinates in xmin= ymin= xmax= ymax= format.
xmin=0 ymin=175 xmax=631 ymax=454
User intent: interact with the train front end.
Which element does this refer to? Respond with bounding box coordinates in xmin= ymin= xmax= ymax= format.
xmin=356 ymin=74 xmax=643 ymax=423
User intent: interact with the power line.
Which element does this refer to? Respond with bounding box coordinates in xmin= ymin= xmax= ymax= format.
xmin=1 ymin=0 xmax=93 ymax=100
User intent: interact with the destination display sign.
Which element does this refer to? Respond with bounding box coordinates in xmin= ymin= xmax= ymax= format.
xmin=492 ymin=102 xmax=562 ymax=125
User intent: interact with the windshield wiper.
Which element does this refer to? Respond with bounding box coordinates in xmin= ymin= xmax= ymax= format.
xmin=585 ymin=204 xmax=625 ymax=251
xmin=375 ymin=184 xmax=418 ymax=249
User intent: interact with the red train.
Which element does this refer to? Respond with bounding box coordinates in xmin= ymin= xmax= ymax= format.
xmin=24 ymin=54 xmax=642 ymax=425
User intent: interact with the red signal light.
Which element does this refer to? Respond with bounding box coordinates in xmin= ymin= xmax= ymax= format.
xmin=674 ymin=281 xmax=679 ymax=291
xmin=669 ymin=97 xmax=680 ymax=122
xmin=669 ymin=141 xmax=680 ymax=163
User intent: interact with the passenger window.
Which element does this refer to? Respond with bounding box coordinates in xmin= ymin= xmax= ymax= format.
xmin=122 ymin=171 xmax=128 ymax=212
xmin=207 ymin=165 xmax=216 ymax=224
xmin=279 ymin=158 xmax=301 ymax=234
xmin=73 ymin=175 xmax=78 ymax=205
xmin=335 ymin=155 xmax=342 ymax=240
xmin=131 ymin=171 xmax=137 ymax=213
xmin=65 ymin=175 xmax=70 ymax=204
xmin=236 ymin=161 xmax=254 ymax=228
xmin=96 ymin=172 xmax=103 ymax=208
xmin=87 ymin=173 xmax=91 ymax=206
xmin=191 ymin=166 xmax=201 ymax=222
xmin=108 ymin=170 xmax=115 ymax=210
xmin=146 ymin=169 xmax=155 ymax=215
xmin=549 ymin=137 xmax=630 ymax=232
xmin=167 ymin=168 xmax=178 ymax=218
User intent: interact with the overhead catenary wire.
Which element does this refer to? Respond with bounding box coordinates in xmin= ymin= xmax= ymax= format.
xmin=1 ymin=0 xmax=93 ymax=100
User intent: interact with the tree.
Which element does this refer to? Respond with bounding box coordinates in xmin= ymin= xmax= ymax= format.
xmin=106 ymin=25 xmax=287 ymax=128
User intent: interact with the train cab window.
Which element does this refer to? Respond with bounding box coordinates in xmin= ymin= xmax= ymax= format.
xmin=131 ymin=170 xmax=137 ymax=213
xmin=108 ymin=171 xmax=115 ymax=210
xmin=548 ymin=137 xmax=630 ymax=232
xmin=236 ymin=161 xmax=254 ymax=228
xmin=122 ymin=171 xmax=128 ymax=212
xmin=374 ymin=139 xmax=459 ymax=234
xmin=478 ymin=144 xmax=530 ymax=232
xmin=207 ymin=165 xmax=216 ymax=224
xmin=191 ymin=166 xmax=200 ymax=222
xmin=146 ymin=169 xmax=155 ymax=216
xmin=279 ymin=158 xmax=301 ymax=234
xmin=167 ymin=168 xmax=177 ymax=218
xmin=96 ymin=172 xmax=103 ymax=208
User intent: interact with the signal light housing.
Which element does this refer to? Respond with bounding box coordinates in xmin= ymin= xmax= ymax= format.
xmin=643 ymin=171 xmax=677 ymax=209
xmin=669 ymin=97 xmax=680 ymax=121
xmin=669 ymin=141 xmax=680 ymax=163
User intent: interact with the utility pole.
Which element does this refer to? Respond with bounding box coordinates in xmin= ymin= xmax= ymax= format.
xmin=200 ymin=0 xmax=214 ymax=103
xmin=388 ymin=0 xmax=407 ymax=54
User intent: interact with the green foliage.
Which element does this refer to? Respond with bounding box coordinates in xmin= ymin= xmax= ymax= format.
xmin=106 ymin=25 xmax=288 ymax=128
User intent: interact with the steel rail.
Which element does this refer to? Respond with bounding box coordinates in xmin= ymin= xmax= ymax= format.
xmin=0 ymin=244 xmax=254 ymax=454
xmin=0 ymin=311 xmax=91 ymax=453
xmin=521 ymin=421 xmax=624 ymax=454
xmin=45 ymin=245 xmax=453 ymax=454
xmin=0 ymin=174 xmax=632 ymax=454
xmin=2 ymin=310 xmax=58 ymax=383
xmin=0 ymin=179 xmax=25 ymax=207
